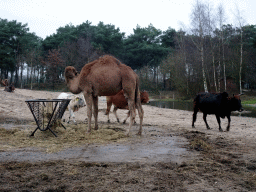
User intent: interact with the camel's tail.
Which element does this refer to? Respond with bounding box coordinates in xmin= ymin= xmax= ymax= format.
xmin=134 ymin=75 xmax=144 ymax=135
xmin=135 ymin=76 xmax=140 ymax=106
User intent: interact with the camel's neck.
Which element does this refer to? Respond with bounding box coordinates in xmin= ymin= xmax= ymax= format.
xmin=67 ymin=76 xmax=82 ymax=94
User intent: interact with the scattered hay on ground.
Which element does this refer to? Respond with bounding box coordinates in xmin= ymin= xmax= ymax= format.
xmin=0 ymin=123 xmax=127 ymax=153
xmin=190 ymin=138 xmax=212 ymax=152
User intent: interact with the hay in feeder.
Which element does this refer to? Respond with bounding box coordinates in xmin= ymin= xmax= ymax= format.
xmin=0 ymin=123 xmax=127 ymax=153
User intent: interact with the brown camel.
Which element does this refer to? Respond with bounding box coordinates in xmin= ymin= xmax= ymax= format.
xmin=0 ymin=79 xmax=8 ymax=86
xmin=64 ymin=55 xmax=144 ymax=135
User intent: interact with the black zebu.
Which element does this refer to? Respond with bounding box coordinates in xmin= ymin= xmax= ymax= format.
xmin=192 ymin=92 xmax=243 ymax=132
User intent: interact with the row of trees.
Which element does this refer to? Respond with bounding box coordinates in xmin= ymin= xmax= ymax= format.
xmin=0 ymin=19 xmax=174 ymax=91
xmin=1 ymin=1 xmax=256 ymax=97
xmin=0 ymin=19 xmax=41 ymax=88
xmin=160 ymin=1 xmax=256 ymax=97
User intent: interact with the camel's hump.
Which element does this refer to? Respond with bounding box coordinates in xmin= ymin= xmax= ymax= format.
xmin=98 ymin=55 xmax=122 ymax=66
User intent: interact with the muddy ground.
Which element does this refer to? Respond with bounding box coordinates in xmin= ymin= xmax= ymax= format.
xmin=1 ymin=88 xmax=256 ymax=191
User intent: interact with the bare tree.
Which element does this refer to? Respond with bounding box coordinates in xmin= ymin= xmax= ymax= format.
xmin=216 ymin=3 xmax=227 ymax=91
xmin=175 ymin=30 xmax=189 ymax=94
xmin=204 ymin=2 xmax=218 ymax=92
xmin=60 ymin=36 xmax=103 ymax=71
xmin=42 ymin=49 xmax=64 ymax=90
xmin=190 ymin=0 xmax=211 ymax=92
xmin=233 ymin=4 xmax=245 ymax=94
xmin=24 ymin=48 xmax=36 ymax=89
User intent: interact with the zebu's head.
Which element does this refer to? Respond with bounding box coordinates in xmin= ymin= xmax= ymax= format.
xmin=229 ymin=94 xmax=243 ymax=112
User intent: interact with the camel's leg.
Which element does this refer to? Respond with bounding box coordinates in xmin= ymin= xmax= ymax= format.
xmin=113 ymin=106 xmax=120 ymax=123
xmin=136 ymin=97 xmax=144 ymax=135
xmin=127 ymin=98 xmax=135 ymax=136
xmin=123 ymin=89 xmax=135 ymax=136
xmin=105 ymin=98 xmax=112 ymax=123
xmin=84 ymin=93 xmax=93 ymax=133
xmin=92 ymin=96 xmax=98 ymax=130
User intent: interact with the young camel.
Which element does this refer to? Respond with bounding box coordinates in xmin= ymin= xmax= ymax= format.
xmin=64 ymin=55 xmax=144 ymax=136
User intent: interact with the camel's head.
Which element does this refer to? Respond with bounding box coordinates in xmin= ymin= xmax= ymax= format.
xmin=64 ymin=66 xmax=82 ymax=94
xmin=65 ymin=66 xmax=78 ymax=83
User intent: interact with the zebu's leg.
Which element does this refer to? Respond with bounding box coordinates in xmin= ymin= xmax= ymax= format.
xmin=215 ymin=115 xmax=223 ymax=132
xmin=226 ymin=115 xmax=231 ymax=132
xmin=192 ymin=107 xmax=198 ymax=128
xmin=203 ymin=113 xmax=211 ymax=129
xmin=123 ymin=111 xmax=130 ymax=124
xmin=113 ymin=106 xmax=120 ymax=123
xmin=105 ymin=97 xmax=112 ymax=123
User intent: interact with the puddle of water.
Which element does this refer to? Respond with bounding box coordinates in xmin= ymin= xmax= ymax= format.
xmin=0 ymin=136 xmax=193 ymax=163
xmin=83 ymin=137 xmax=188 ymax=163
xmin=149 ymin=100 xmax=193 ymax=111
xmin=1 ymin=123 xmax=15 ymax=129
xmin=148 ymin=100 xmax=256 ymax=118
xmin=1 ymin=123 xmax=31 ymax=130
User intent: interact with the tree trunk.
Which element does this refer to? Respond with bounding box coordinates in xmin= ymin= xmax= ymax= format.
xmin=30 ymin=59 xmax=33 ymax=90
xmin=10 ymin=71 xmax=14 ymax=83
xmin=239 ymin=32 xmax=243 ymax=94
xmin=184 ymin=54 xmax=189 ymax=95
xmin=222 ymin=35 xmax=226 ymax=91
xmin=153 ymin=66 xmax=156 ymax=84
xmin=186 ymin=63 xmax=189 ymax=95
xmin=163 ymin=73 xmax=166 ymax=90
xmin=201 ymin=47 xmax=208 ymax=92
xmin=20 ymin=62 xmax=24 ymax=89
xmin=218 ymin=37 xmax=221 ymax=92
xmin=156 ymin=66 xmax=159 ymax=88
xmin=26 ymin=64 xmax=29 ymax=87
xmin=5 ymin=71 xmax=8 ymax=79
xmin=212 ymin=55 xmax=217 ymax=92
xmin=14 ymin=67 xmax=19 ymax=86
xmin=223 ymin=62 xmax=226 ymax=91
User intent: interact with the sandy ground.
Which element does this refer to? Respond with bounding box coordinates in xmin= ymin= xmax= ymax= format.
xmin=1 ymin=88 xmax=255 ymax=141
xmin=1 ymin=88 xmax=256 ymax=191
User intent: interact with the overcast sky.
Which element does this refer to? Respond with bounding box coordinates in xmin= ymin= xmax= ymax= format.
xmin=0 ymin=0 xmax=255 ymax=39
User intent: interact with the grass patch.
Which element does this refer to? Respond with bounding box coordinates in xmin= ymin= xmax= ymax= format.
xmin=0 ymin=123 xmax=126 ymax=153
xmin=243 ymin=105 xmax=256 ymax=111
xmin=242 ymin=98 xmax=256 ymax=105
xmin=154 ymin=98 xmax=192 ymax=102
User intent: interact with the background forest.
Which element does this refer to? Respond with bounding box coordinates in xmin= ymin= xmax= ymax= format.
xmin=1 ymin=1 xmax=256 ymax=98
